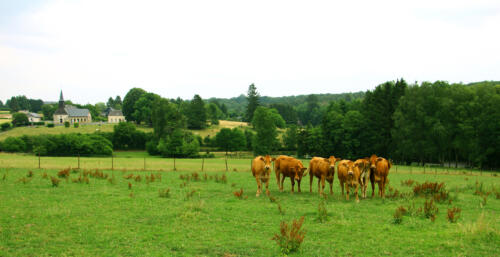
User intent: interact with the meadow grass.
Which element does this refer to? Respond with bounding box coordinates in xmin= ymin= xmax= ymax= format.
xmin=0 ymin=119 xmax=12 ymax=124
xmin=0 ymin=155 xmax=499 ymax=256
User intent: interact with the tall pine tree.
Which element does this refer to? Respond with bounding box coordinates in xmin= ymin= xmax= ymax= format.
xmin=245 ymin=84 xmax=260 ymax=122
xmin=187 ymin=94 xmax=207 ymax=129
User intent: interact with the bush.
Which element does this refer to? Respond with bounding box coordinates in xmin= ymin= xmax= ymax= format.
xmin=47 ymin=123 xmax=54 ymax=128
xmin=393 ymin=206 xmax=407 ymax=224
xmin=157 ymin=129 xmax=200 ymax=158
xmin=272 ymin=216 xmax=306 ymax=254
xmin=1 ymin=122 xmax=11 ymax=131
xmin=32 ymin=121 xmax=45 ymax=126
xmin=447 ymin=207 xmax=461 ymax=223
xmin=64 ymin=121 xmax=70 ymax=128
xmin=0 ymin=137 xmax=27 ymax=152
xmin=423 ymin=199 xmax=439 ymax=222
xmin=12 ymin=112 xmax=29 ymax=127
xmin=74 ymin=122 xmax=79 ymax=128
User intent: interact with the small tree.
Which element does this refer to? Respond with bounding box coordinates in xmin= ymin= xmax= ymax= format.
xmin=73 ymin=122 xmax=79 ymax=128
xmin=252 ymin=107 xmax=279 ymax=155
xmin=64 ymin=121 xmax=70 ymax=128
xmin=12 ymin=112 xmax=29 ymax=127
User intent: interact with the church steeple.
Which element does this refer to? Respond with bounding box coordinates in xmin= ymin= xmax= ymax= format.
xmin=59 ymin=90 xmax=65 ymax=109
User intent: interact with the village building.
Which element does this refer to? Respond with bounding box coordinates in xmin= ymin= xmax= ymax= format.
xmin=19 ymin=110 xmax=42 ymax=122
xmin=101 ymin=107 xmax=126 ymax=123
xmin=53 ymin=91 xmax=92 ymax=124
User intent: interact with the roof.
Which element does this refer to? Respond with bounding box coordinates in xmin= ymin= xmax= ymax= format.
xmin=66 ymin=108 xmax=90 ymax=117
xmin=28 ymin=112 xmax=42 ymax=118
xmin=108 ymin=109 xmax=124 ymax=116
xmin=54 ymin=107 xmax=67 ymax=115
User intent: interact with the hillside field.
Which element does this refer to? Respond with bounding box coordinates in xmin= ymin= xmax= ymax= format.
xmin=0 ymin=120 xmax=249 ymax=141
xmin=0 ymin=154 xmax=499 ymax=256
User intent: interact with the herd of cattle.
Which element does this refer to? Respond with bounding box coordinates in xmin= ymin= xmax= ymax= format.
xmin=251 ymin=155 xmax=392 ymax=202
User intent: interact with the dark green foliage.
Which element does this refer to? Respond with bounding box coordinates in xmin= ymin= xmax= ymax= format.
xmin=1 ymin=122 xmax=11 ymax=131
xmin=123 ymin=88 xmax=146 ymax=123
xmin=6 ymin=95 xmax=29 ymax=112
xmin=0 ymin=134 xmax=112 ymax=156
xmin=12 ymin=112 xmax=29 ymax=127
xmin=157 ymin=129 xmax=200 ymax=158
xmin=207 ymin=102 xmax=220 ymax=125
xmin=186 ymin=94 xmax=207 ymax=129
xmin=215 ymin=128 xmax=246 ymax=153
xmin=252 ymin=107 xmax=279 ymax=155
xmin=28 ymin=99 xmax=44 ymax=113
xmin=283 ymin=125 xmax=298 ymax=151
xmin=46 ymin=123 xmax=54 ymax=128
xmin=297 ymin=94 xmax=323 ymax=126
xmin=73 ymin=122 xmax=79 ymax=128
xmin=269 ymin=103 xmax=298 ymax=124
xmin=245 ymin=84 xmax=260 ymax=122
xmin=132 ymin=92 xmax=161 ymax=126
xmin=64 ymin=121 xmax=70 ymax=128
xmin=112 ymin=122 xmax=148 ymax=150
xmin=244 ymin=129 xmax=255 ymax=151
xmin=41 ymin=104 xmax=57 ymax=120
xmin=152 ymin=98 xmax=185 ymax=139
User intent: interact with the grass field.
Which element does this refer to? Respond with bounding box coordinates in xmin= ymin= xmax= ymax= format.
xmin=0 ymin=124 xmax=153 ymax=141
xmin=0 ymin=154 xmax=499 ymax=256
xmin=191 ymin=120 xmax=250 ymax=138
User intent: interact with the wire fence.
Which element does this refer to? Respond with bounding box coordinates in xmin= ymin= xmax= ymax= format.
xmin=0 ymin=153 xmax=498 ymax=177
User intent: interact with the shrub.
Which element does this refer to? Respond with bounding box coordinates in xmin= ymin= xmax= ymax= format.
xmin=46 ymin=123 xmax=55 ymax=128
xmin=272 ymin=216 xmax=306 ymax=254
xmin=64 ymin=121 xmax=70 ymax=128
xmin=393 ymin=206 xmax=407 ymax=224
xmin=50 ymin=176 xmax=60 ymax=187
xmin=423 ymin=199 xmax=439 ymax=222
xmin=447 ymin=207 xmax=461 ymax=223
xmin=1 ymin=137 xmax=27 ymax=152
xmin=32 ymin=121 xmax=45 ymax=126
xmin=74 ymin=122 xmax=79 ymax=128
xmin=12 ymin=112 xmax=29 ymax=127
xmin=1 ymin=122 xmax=11 ymax=131
xmin=159 ymin=188 xmax=170 ymax=198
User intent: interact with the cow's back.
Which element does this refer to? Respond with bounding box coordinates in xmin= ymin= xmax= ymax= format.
xmin=309 ymin=157 xmax=326 ymax=177
xmin=337 ymin=160 xmax=349 ymax=181
xmin=376 ymin=158 xmax=390 ymax=177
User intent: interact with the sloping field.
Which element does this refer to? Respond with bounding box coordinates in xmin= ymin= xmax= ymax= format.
xmin=191 ymin=120 xmax=250 ymax=138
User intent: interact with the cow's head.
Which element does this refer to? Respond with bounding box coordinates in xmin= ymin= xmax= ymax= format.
xmin=327 ymin=156 xmax=341 ymax=172
xmin=294 ymin=162 xmax=308 ymax=181
xmin=260 ymin=155 xmax=275 ymax=171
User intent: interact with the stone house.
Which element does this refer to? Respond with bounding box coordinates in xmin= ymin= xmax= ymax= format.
xmin=53 ymin=91 xmax=92 ymax=124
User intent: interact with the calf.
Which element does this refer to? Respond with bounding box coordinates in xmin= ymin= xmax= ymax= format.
xmin=369 ymin=154 xmax=391 ymax=198
xmin=275 ymin=155 xmax=308 ymax=193
xmin=251 ymin=155 xmax=275 ymax=197
xmin=337 ymin=160 xmax=361 ymax=202
xmin=354 ymin=158 xmax=370 ymax=198
xmin=309 ymin=156 xmax=341 ymax=195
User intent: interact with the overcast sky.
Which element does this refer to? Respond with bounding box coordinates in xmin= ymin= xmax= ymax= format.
xmin=1 ymin=0 xmax=499 ymax=104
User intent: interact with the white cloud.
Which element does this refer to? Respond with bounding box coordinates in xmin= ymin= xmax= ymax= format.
xmin=0 ymin=0 xmax=499 ymax=103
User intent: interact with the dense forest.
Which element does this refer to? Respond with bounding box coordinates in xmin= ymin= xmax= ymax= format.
xmin=1 ymin=80 xmax=499 ymax=169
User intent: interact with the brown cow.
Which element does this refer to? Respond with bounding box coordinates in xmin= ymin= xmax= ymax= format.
xmin=275 ymin=155 xmax=308 ymax=193
xmin=309 ymin=156 xmax=341 ymax=195
xmin=337 ymin=160 xmax=361 ymax=202
xmin=369 ymin=154 xmax=391 ymax=198
xmin=354 ymin=158 xmax=370 ymax=198
xmin=251 ymin=155 xmax=275 ymax=197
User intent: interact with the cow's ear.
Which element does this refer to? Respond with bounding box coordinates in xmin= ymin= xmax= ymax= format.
xmin=259 ymin=156 xmax=265 ymax=161
xmin=271 ymin=157 xmax=276 ymax=161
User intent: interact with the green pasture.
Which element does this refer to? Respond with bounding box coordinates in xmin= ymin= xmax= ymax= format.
xmin=0 ymin=154 xmax=499 ymax=256
xmin=0 ymin=119 xmax=12 ymax=124
xmin=0 ymin=124 xmax=153 ymax=141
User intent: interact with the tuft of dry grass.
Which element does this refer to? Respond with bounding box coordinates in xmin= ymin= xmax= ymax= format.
xmin=401 ymin=179 xmax=415 ymax=187
xmin=393 ymin=206 xmax=408 ymax=224
xmin=233 ymin=188 xmax=247 ymax=199
xmin=57 ymin=168 xmax=70 ymax=178
xmin=27 ymin=170 xmax=34 ymax=178
xmin=128 ymin=182 xmax=132 ymax=190
xmin=423 ymin=199 xmax=439 ymax=222
xmin=447 ymin=207 xmax=461 ymax=223
xmin=159 ymin=188 xmax=170 ymax=198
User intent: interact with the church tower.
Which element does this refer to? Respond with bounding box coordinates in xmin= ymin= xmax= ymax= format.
xmin=53 ymin=90 xmax=68 ymax=124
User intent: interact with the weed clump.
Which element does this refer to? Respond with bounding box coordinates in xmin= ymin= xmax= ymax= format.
xmin=27 ymin=170 xmax=34 ymax=178
xmin=315 ymin=200 xmax=328 ymax=223
xmin=233 ymin=188 xmax=248 ymax=199
xmin=57 ymin=168 xmax=70 ymax=178
xmin=128 ymin=182 xmax=132 ymax=190
xmin=42 ymin=172 xmax=48 ymax=179
xmin=393 ymin=206 xmax=407 ymax=224
xmin=447 ymin=207 xmax=461 ymax=223
xmin=135 ymin=175 xmax=142 ymax=182
xmin=272 ymin=216 xmax=306 ymax=255
xmin=123 ymin=174 xmax=134 ymax=179
xmin=159 ymin=188 xmax=171 ymax=198
xmin=50 ymin=176 xmax=60 ymax=187
xmin=18 ymin=177 xmax=31 ymax=184
xmin=401 ymin=179 xmax=415 ymax=187
xmin=413 ymin=181 xmax=449 ymax=203
xmin=423 ymin=199 xmax=439 ymax=222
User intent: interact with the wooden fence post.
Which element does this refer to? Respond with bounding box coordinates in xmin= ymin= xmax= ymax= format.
xmin=225 ymin=154 xmax=228 ymax=172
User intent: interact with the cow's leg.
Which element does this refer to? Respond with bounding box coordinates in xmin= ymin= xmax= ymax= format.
xmin=310 ymin=173 xmax=313 ymax=193
xmin=378 ymin=180 xmax=383 ymax=198
xmin=255 ymin=177 xmax=261 ymax=197
xmin=290 ymin=177 xmax=295 ymax=193
xmin=370 ymin=178 xmax=375 ymax=198
xmin=346 ymin=184 xmax=350 ymax=200
xmin=340 ymin=180 xmax=344 ymax=196
xmin=329 ymin=181 xmax=333 ymax=195
xmin=265 ymin=178 xmax=270 ymax=196
xmin=355 ymin=184 xmax=360 ymax=203
xmin=276 ymin=171 xmax=282 ymax=192
xmin=381 ymin=176 xmax=386 ymax=198
xmin=297 ymin=179 xmax=301 ymax=193
xmin=320 ymin=175 xmax=325 ymax=196
xmin=317 ymin=178 xmax=321 ymax=194
xmin=280 ymin=176 xmax=286 ymax=192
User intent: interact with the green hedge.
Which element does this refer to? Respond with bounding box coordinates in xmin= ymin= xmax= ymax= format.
xmin=0 ymin=133 xmax=113 ymax=156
